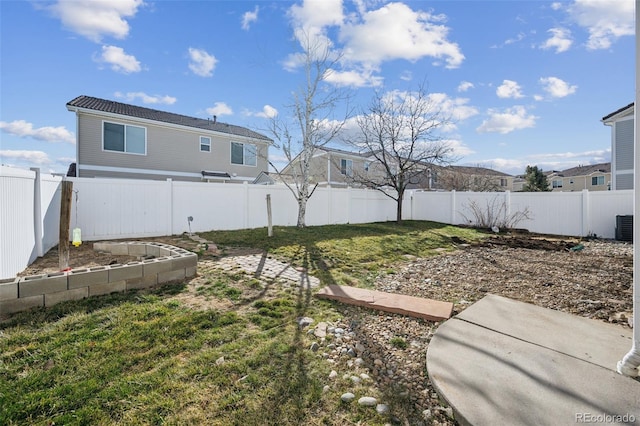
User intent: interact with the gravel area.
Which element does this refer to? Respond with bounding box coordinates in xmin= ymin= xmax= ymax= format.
xmin=312 ymin=236 xmax=634 ymax=425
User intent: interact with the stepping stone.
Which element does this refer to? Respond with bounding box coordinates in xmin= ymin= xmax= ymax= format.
xmin=315 ymin=284 xmax=453 ymax=321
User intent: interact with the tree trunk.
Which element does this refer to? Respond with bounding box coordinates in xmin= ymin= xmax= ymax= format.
xmin=297 ymin=183 xmax=309 ymax=228
xmin=396 ymin=190 xmax=404 ymax=224
xmin=297 ymin=197 xmax=307 ymax=228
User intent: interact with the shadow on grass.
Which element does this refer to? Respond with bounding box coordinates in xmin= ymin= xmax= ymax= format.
xmin=239 ymin=242 xmax=339 ymax=425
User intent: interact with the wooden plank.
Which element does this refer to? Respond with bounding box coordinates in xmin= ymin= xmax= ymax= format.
xmin=315 ymin=284 xmax=453 ymax=321
xmin=59 ymin=180 xmax=73 ymax=271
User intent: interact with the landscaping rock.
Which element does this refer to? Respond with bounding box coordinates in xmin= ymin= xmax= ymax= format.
xmin=341 ymin=392 xmax=356 ymax=403
xmin=358 ymin=396 xmax=377 ymax=406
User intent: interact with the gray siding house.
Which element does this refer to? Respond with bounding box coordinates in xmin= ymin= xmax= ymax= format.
xmin=66 ymin=95 xmax=272 ymax=182
xmin=602 ymin=102 xmax=634 ymax=190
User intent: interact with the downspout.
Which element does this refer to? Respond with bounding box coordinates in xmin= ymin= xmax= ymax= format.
xmin=617 ymin=0 xmax=640 ymax=377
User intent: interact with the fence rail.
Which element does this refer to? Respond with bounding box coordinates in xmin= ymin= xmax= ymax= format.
xmin=0 ymin=165 xmax=634 ymax=279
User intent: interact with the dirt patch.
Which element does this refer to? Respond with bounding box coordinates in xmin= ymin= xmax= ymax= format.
xmin=461 ymin=232 xmax=581 ymax=251
xmin=16 ymin=235 xmax=202 ymax=277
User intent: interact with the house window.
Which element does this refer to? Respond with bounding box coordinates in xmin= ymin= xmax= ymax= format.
xmin=592 ymin=176 xmax=605 ymax=186
xmin=364 ymin=161 xmax=370 ymax=172
xmin=103 ymin=122 xmax=146 ymax=154
xmin=200 ymin=136 xmax=211 ymax=152
xmin=552 ymin=179 xmax=563 ymax=188
xmin=569 ymin=179 xmax=574 ymax=184
xmin=500 ymin=178 xmax=507 ymax=187
xmin=340 ymin=159 xmax=353 ymax=176
xmin=231 ymin=142 xmax=257 ymax=166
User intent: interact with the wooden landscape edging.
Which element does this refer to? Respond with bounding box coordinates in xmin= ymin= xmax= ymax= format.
xmin=315 ymin=284 xmax=453 ymax=321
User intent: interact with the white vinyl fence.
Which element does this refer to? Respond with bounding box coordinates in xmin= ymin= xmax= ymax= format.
xmin=0 ymin=165 xmax=634 ymax=279
xmin=1 ymin=167 xmax=62 ymax=279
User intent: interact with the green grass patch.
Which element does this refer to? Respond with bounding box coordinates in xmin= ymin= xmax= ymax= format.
xmin=1 ymin=221 xmax=486 ymax=425
xmin=203 ymin=220 xmax=486 ymax=287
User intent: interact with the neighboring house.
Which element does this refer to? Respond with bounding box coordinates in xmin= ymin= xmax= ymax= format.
xmin=66 ymin=95 xmax=272 ymax=182
xmin=546 ymin=163 xmax=611 ymax=192
xmin=279 ymin=147 xmax=382 ymax=187
xmin=602 ymin=102 xmax=634 ymax=190
xmin=279 ymin=147 xmax=514 ymax=191
xmin=430 ymin=165 xmax=513 ymax=192
xmin=512 ymin=163 xmax=612 ymax=192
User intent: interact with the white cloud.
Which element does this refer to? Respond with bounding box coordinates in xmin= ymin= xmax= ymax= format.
xmin=206 ymin=102 xmax=233 ymax=117
xmin=496 ymin=80 xmax=524 ymax=99
xmin=427 ymin=93 xmax=479 ymax=124
xmin=49 ymin=0 xmax=144 ymax=43
xmin=96 ymin=45 xmax=141 ymax=73
xmin=114 ymin=92 xmax=176 ymax=105
xmin=476 ymin=106 xmax=537 ymax=134
xmin=0 ymin=150 xmax=51 ymax=165
xmin=551 ymin=2 xmax=563 ymax=11
xmin=457 ymin=81 xmax=474 ymax=92
xmin=188 ymin=48 xmax=217 ymax=77
xmin=242 ymin=6 xmax=259 ymax=30
xmin=0 ymin=120 xmax=75 ymax=144
xmin=323 ymin=68 xmax=383 ymax=87
xmin=539 ymin=76 xmax=577 ymax=98
xmin=289 ymin=0 xmax=344 ymax=40
xmin=445 ymin=139 xmax=475 ymax=157
xmin=540 ymin=27 xmax=573 ymax=53
xmin=257 ymin=105 xmax=279 ymax=119
xmin=399 ymin=71 xmax=413 ymax=81
xmin=567 ymin=0 xmax=634 ymax=50
xmin=340 ymin=3 xmax=464 ymax=69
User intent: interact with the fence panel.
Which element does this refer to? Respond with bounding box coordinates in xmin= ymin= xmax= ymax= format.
xmin=70 ymin=177 xmax=170 ymax=240
xmin=589 ymin=190 xmax=633 ymax=238
xmin=510 ymin=192 xmax=584 ymax=236
xmin=411 ymin=191 xmax=452 ymax=223
xmin=1 ymin=167 xmax=37 ymax=278
xmin=3 ymin=166 xmax=638 ymax=279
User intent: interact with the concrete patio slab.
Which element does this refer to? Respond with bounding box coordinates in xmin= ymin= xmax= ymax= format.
xmin=315 ymin=284 xmax=454 ymax=321
xmin=427 ymin=294 xmax=640 ymax=426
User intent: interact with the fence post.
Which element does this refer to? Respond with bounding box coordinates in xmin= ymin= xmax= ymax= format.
xmin=30 ymin=167 xmax=43 ymax=257
xmin=347 ymin=186 xmax=352 ymax=224
xmin=243 ymin=181 xmax=249 ymax=229
xmin=327 ymin=185 xmax=332 ymax=224
xmin=581 ymin=189 xmax=590 ymax=236
xmin=450 ymin=190 xmax=456 ymax=225
xmin=166 ymin=178 xmax=173 ymax=235
xmin=59 ymin=180 xmax=73 ymax=270
xmin=505 ymin=191 xmax=511 ymax=225
xmin=266 ymin=194 xmax=273 ymax=237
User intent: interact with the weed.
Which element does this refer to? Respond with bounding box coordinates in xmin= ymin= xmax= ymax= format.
xmin=390 ymin=336 xmax=408 ymax=349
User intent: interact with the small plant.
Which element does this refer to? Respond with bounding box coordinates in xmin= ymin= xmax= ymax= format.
xmin=390 ymin=336 xmax=408 ymax=349
xmin=461 ymin=196 xmax=532 ymax=230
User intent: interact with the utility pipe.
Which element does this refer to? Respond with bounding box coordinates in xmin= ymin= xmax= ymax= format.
xmin=617 ymin=0 xmax=640 ymax=377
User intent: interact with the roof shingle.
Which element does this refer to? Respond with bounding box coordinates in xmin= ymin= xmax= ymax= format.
xmin=67 ymin=95 xmax=272 ymax=141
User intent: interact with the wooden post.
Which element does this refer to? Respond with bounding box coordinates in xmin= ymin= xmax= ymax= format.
xmin=59 ymin=180 xmax=73 ymax=270
xmin=266 ymin=194 xmax=273 ymax=237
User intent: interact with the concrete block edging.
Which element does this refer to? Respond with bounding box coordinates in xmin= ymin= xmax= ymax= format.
xmin=0 ymin=242 xmax=197 ymax=315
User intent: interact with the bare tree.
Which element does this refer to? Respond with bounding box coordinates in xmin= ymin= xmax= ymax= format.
xmin=345 ymin=85 xmax=454 ymax=223
xmin=266 ymin=33 xmax=350 ymax=227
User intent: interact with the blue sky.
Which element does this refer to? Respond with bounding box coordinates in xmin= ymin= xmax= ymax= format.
xmin=0 ymin=0 xmax=635 ymax=176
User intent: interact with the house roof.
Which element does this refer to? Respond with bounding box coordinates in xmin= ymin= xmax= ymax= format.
xmin=67 ymin=95 xmax=272 ymax=142
xmin=315 ymin=146 xmax=374 ymax=159
xmin=601 ymin=102 xmax=634 ymax=122
xmin=550 ymin=162 xmax=611 ymax=178
xmin=445 ymin=165 xmax=512 ymax=177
